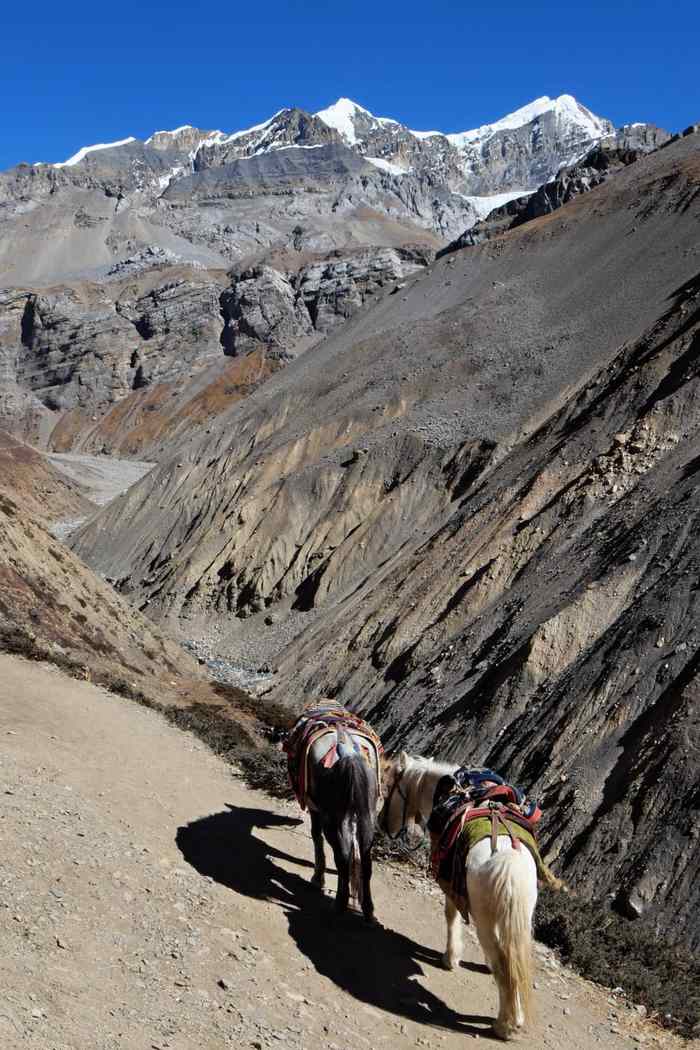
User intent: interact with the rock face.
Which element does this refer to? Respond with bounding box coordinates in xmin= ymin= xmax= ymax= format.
xmin=296 ymin=247 xmax=427 ymax=332
xmin=17 ymin=288 xmax=137 ymax=412
xmin=70 ymin=132 xmax=700 ymax=947
xmin=0 ymin=243 xmax=433 ymax=445
xmin=440 ymin=142 xmax=648 ymax=254
xmin=220 ymin=247 xmax=430 ymax=357
xmin=0 ymin=272 xmax=229 ymax=444
xmin=220 ymin=266 xmax=314 ymax=359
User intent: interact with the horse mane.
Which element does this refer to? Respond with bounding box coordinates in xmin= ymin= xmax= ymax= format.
xmin=403 ymin=754 xmax=458 ymax=781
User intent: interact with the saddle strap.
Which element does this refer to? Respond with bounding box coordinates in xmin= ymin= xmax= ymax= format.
xmin=490 ymin=805 xmax=521 ymax=854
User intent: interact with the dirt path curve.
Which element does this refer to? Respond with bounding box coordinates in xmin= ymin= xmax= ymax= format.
xmin=0 ymin=655 xmax=675 ymax=1050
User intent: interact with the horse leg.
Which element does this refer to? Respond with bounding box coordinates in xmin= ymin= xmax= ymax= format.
xmin=471 ymin=906 xmax=512 ymax=1039
xmin=329 ymin=824 xmax=352 ymax=914
xmin=442 ymin=894 xmax=462 ymax=970
xmin=310 ymin=811 xmax=326 ymax=890
xmin=358 ymin=815 xmax=375 ymax=923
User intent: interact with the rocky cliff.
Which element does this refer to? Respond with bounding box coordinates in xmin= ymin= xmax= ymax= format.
xmin=0 ymin=270 xmax=229 ymax=446
xmin=0 ymin=244 xmax=431 ymax=450
xmin=70 ymin=131 xmax=700 ymax=947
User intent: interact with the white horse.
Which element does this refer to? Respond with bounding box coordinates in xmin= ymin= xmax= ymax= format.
xmin=380 ymin=752 xmax=539 ymax=1041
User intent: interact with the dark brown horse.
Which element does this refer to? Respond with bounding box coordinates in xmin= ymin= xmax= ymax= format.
xmin=286 ymin=707 xmax=381 ymax=923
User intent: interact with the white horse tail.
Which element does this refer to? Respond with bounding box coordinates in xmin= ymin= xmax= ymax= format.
xmin=489 ymin=849 xmax=534 ymax=1030
xmin=349 ymin=818 xmax=363 ymax=904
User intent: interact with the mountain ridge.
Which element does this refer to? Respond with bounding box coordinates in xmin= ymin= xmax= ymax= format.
xmin=27 ymin=93 xmax=634 ymax=173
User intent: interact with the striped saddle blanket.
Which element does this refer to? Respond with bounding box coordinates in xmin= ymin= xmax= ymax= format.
xmin=427 ymin=768 xmax=548 ymax=917
xmin=283 ymin=702 xmax=383 ymax=810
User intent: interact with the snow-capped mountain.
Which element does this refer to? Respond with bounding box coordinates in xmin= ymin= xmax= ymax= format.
xmin=0 ymin=94 xmax=668 ymax=287
xmin=312 ymin=94 xmax=619 ymax=194
xmin=38 ymin=92 xmax=662 ymax=195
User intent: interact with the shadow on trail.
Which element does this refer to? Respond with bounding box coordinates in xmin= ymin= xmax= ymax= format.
xmin=176 ymin=804 xmax=494 ymax=1037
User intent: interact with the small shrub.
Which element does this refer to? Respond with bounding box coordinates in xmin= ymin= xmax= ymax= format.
xmin=535 ymin=887 xmax=700 ymax=1035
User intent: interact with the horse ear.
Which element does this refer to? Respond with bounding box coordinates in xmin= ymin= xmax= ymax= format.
xmin=398 ymin=750 xmax=408 ymax=770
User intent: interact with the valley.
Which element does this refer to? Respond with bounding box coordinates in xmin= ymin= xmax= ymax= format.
xmin=1 ymin=84 xmax=699 ymax=1041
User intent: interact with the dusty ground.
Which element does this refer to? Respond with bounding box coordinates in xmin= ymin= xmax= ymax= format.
xmin=0 ymin=655 xmax=680 ymax=1050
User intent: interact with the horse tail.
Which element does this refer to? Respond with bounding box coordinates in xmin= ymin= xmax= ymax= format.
xmin=349 ymin=817 xmax=362 ymax=903
xmin=333 ymin=755 xmax=377 ymax=818
xmin=489 ymin=849 xmax=534 ymax=1028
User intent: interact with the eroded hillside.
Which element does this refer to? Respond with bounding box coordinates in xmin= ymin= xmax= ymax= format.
xmin=0 ymin=432 xmax=198 ymax=697
xmin=70 ymin=132 xmax=700 ymax=946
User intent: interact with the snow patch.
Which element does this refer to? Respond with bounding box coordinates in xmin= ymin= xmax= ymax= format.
xmin=269 ymin=143 xmax=326 ymax=152
xmin=408 ymin=129 xmax=444 ymax=140
xmin=365 ymin=156 xmax=411 ymax=176
xmin=457 ymin=188 xmax=534 ymax=219
xmin=157 ymin=164 xmax=187 ymax=190
xmin=54 ymin=137 xmax=137 ymax=168
xmin=145 ymin=124 xmax=197 ymax=142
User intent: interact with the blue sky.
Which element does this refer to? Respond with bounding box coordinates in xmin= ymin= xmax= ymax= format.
xmin=2 ymin=0 xmax=698 ymax=169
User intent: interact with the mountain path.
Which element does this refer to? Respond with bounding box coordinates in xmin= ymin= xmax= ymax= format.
xmin=0 ymin=655 xmax=679 ymax=1050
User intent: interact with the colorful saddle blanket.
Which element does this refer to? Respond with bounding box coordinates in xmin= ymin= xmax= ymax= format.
xmin=283 ymin=702 xmax=383 ymax=810
xmin=427 ymin=767 xmax=547 ymax=918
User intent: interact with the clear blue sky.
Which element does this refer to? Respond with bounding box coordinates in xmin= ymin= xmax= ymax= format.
xmin=2 ymin=0 xmax=698 ymax=169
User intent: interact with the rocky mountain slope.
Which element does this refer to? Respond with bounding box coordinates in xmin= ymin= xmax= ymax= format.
xmin=0 ymin=429 xmax=91 ymax=521
xmin=441 ymin=124 xmax=698 ymax=254
xmin=70 ymin=131 xmax=700 ymax=947
xmin=440 ymin=142 xmax=643 ymax=253
xmin=0 ymin=93 xmax=667 ymax=450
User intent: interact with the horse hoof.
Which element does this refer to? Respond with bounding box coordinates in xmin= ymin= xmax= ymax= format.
xmin=493 ymin=1021 xmax=515 ymax=1041
xmin=363 ymin=913 xmax=380 ymax=926
xmin=441 ymin=953 xmax=458 ymax=971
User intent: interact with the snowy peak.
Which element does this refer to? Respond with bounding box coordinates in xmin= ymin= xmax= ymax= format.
xmin=314 ymin=98 xmax=375 ymax=145
xmin=52 ymin=137 xmax=137 ymax=168
xmin=38 ymin=93 xmax=661 ymax=205
xmin=313 ymin=92 xmax=615 ymax=149
xmin=443 ymin=94 xmax=612 ymax=146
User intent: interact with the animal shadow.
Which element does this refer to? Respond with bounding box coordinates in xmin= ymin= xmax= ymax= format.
xmin=176 ymin=805 xmax=494 ymax=1036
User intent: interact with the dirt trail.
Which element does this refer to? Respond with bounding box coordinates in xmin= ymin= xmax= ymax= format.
xmin=0 ymin=655 xmax=678 ymax=1050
